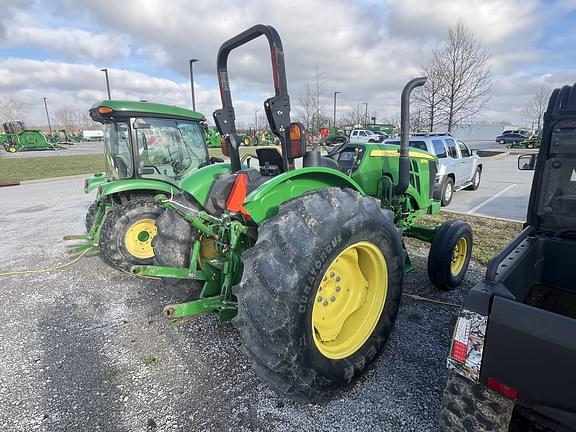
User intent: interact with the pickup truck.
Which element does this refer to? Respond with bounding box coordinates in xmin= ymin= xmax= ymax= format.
xmin=439 ymin=83 xmax=576 ymax=432
xmin=347 ymin=129 xmax=384 ymax=144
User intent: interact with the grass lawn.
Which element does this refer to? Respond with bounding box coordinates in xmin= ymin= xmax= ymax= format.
xmin=415 ymin=212 xmax=524 ymax=265
xmin=0 ymin=154 xmax=105 ymax=181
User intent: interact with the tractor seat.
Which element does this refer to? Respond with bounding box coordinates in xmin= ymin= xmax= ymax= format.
xmin=303 ymin=150 xmax=339 ymax=170
xmin=256 ymin=147 xmax=284 ymax=176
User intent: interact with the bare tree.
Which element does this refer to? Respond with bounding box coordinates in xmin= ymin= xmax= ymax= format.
xmin=341 ymin=104 xmax=367 ymax=127
xmin=55 ymin=109 xmax=78 ymax=131
xmin=0 ymin=96 xmax=26 ymax=122
xmin=525 ymin=86 xmax=551 ymax=131
xmin=414 ymin=57 xmax=447 ymax=131
xmin=295 ymin=65 xmax=329 ymax=136
xmin=430 ymin=20 xmax=491 ymax=132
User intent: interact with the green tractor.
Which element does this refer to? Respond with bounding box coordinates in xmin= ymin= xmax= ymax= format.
xmin=204 ymin=125 xmax=222 ymax=148
xmin=2 ymin=121 xmax=61 ymax=152
xmin=135 ymin=25 xmax=473 ymax=402
xmin=508 ymin=133 xmax=541 ymax=149
xmin=65 ymin=100 xmax=223 ymax=271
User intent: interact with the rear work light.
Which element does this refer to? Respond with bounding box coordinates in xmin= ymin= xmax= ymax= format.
xmin=447 ymin=309 xmax=488 ymax=381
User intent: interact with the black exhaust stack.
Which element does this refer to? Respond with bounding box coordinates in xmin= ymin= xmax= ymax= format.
xmin=394 ymin=77 xmax=427 ymax=195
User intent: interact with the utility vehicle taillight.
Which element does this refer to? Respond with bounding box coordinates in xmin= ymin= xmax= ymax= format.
xmin=487 ymin=377 xmax=519 ymax=399
xmin=447 ymin=310 xmax=487 ymax=381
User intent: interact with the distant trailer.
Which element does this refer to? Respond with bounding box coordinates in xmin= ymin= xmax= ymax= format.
xmin=83 ymin=130 xmax=104 ymax=141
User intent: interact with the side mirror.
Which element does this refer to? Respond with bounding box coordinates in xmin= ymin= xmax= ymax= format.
xmin=133 ymin=118 xmax=151 ymax=129
xmin=471 ymin=149 xmax=478 ymax=155
xmin=210 ymin=156 xmax=224 ymax=164
xmin=286 ymin=122 xmax=306 ymax=159
xmin=518 ymin=154 xmax=537 ymax=171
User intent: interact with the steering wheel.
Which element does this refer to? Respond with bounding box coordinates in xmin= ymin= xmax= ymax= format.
xmin=311 ymin=135 xmax=350 ymax=158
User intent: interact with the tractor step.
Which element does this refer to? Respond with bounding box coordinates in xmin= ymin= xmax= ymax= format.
xmin=131 ymin=264 xmax=206 ymax=280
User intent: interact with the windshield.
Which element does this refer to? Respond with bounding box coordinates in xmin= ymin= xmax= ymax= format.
xmin=135 ymin=118 xmax=209 ymax=181
xmin=104 ymin=122 xmax=133 ymax=179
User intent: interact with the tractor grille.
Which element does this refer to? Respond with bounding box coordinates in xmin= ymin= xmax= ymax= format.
xmin=429 ymin=161 xmax=438 ymax=199
xmin=410 ymin=159 xmax=421 ymax=192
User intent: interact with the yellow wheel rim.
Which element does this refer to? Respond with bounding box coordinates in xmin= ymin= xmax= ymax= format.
xmin=123 ymin=219 xmax=157 ymax=259
xmin=311 ymin=241 xmax=388 ymax=360
xmin=7 ymin=147 xmax=16 ymax=153
xmin=450 ymin=237 xmax=468 ymax=276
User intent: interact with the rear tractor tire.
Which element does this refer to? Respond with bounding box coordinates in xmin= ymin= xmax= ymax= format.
xmin=439 ymin=371 xmax=514 ymax=431
xmin=99 ymin=200 xmax=162 ymax=271
xmin=428 ymin=220 xmax=473 ymax=290
xmin=233 ymin=188 xmax=405 ymax=402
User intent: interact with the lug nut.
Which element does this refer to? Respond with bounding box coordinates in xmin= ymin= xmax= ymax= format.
xmin=330 ymin=272 xmax=335 ymax=278
xmin=317 ymin=296 xmax=323 ymax=302
xmin=323 ymin=300 xmax=329 ymax=306
xmin=331 ymin=296 xmax=336 ymax=302
xmin=335 ymin=276 xmax=341 ymax=282
xmin=336 ymin=286 xmax=341 ymax=292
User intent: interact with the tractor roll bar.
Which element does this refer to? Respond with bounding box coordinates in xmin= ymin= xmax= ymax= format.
xmin=395 ymin=77 xmax=427 ymax=195
xmin=213 ymin=24 xmax=291 ymax=173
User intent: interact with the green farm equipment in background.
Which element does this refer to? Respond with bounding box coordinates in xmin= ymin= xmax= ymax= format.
xmin=1 ymin=121 xmax=62 ymax=152
xmin=134 ymin=25 xmax=473 ymax=402
xmin=204 ymin=125 xmax=222 ymax=148
xmin=508 ymin=133 xmax=541 ymax=149
xmin=366 ymin=123 xmax=396 ymax=136
xmin=240 ymin=129 xmax=279 ymax=146
xmin=64 ymin=100 xmax=223 ymax=271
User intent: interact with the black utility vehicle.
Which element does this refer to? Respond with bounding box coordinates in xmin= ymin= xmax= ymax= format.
xmin=440 ymin=83 xmax=576 ymax=431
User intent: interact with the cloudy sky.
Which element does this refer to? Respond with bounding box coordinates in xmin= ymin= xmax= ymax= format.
xmin=1 ymin=0 xmax=575 ymax=128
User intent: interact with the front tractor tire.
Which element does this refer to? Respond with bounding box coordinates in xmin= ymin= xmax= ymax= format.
xmin=428 ymin=220 xmax=473 ymax=290
xmin=99 ymin=200 xmax=163 ymax=271
xmin=85 ymin=200 xmax=99 ymax=231
xmin=233 ymin=188 xmax=405 ymax=402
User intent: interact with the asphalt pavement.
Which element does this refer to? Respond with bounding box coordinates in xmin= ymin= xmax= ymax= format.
xmin=447 ymin=153 xmax=534 ymax=222
xmin=0 ymin=176 xmax=483 ymax=432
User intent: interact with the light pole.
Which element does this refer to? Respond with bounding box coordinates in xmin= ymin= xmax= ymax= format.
xmin=255 ymin=110 xmax=258 ymax=131
xmin=363 ymin=102 xmax=368 ymax=127
xmin=189 ymin=59 xmax=198 ymax=111
xmin=43 ymin=97 xmax=52 ymax=135
xmin=333 ymin=91 xmax=341 ymax=129
xmin=100 ymin=68 xmax=111 ymax=99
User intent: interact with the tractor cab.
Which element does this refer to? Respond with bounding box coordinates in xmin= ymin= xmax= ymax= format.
xmin=90 ymin=100 xmax=210 ymax=184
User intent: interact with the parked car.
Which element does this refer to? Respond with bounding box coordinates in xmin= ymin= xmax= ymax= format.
xmin=495 ymin=133 xmax=527 ymax=144
xmin=347 ymin=129 xmax=384 ymax=144
xmin=385 ymin=133 xmax=482 ymax=206
xmin=502 ymin=129 xmax=529 ymax=136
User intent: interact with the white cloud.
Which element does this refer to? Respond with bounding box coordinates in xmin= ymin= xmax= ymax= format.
xmin=3 ymin=26 xmax=130 ymax=62
xmin=0 ymin=0 xmax=573 ymax=129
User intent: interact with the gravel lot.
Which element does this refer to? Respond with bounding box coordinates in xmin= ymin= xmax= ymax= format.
xmin=0 ymin=177 xmax=484 ymax=431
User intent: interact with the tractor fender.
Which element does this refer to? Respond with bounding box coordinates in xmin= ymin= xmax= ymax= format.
xmin=98 ymin=179 xmax=179 ymax=200
xmin=84 ymin=173 xmax=108 ymax=193
xmin=178 ymin=162 xmax=233 ymax=205
xmin=243 ymin=167 xmax=366 ymax=223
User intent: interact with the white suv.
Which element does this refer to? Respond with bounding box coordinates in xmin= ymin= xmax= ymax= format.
xmin=385 ymin=133 xmax=482 ymax=206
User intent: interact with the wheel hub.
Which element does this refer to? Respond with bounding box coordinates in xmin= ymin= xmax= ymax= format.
xmin=311 ymin=242 xmax=388 ymax=359
xmin=450 ymin=237 xmax=468 ymax=276
xmin=124 ymin=218 xmax=157 ymax=259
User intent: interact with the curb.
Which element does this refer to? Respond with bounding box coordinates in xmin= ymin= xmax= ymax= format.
xmin=20 ymin=174 xmax=88 ymax=185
